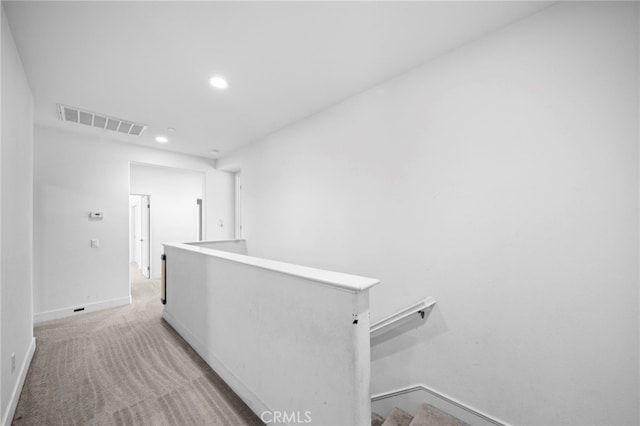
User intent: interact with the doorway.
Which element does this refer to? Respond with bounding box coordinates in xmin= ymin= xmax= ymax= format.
xmin=129 ymin=194 xmax=151 ymax=279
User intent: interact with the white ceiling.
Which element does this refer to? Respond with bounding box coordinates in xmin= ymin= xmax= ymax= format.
xmin=4 ymin=1 xmax=552 ymax=159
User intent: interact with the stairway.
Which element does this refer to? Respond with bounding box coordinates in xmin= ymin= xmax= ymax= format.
xmin=372 ymin=403 xmax=470 ymax=426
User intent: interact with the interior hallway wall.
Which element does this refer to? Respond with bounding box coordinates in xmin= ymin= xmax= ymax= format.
xmin=130 ymin=164 xmax=204 ymax=279
xmin=1 ymin=6 xmax=35 ymax=424
xmin=218 ymin=3 xmax=640 ymax=425
xmin=33 ymin=125 xmax=234 ymax=322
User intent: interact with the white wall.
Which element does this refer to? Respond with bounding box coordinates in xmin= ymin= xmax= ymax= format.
xmin=163 ymin=243 xmax=374 ymax=426
xmin=186 ymin=240 xmax=247 ymax=255
xmin=130 ymin=164 xmax=204 ymax=278
xmin=1 ymin=6 xmax=35 ymax=425
xmin=218 ymin=3 xmax=639 ymax=425
xmin=33 ymin=125 xmax=234 ymax=322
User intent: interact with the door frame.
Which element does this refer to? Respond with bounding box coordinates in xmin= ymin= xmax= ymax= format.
xmin=130 ymin=193 xmax=151 ymax=279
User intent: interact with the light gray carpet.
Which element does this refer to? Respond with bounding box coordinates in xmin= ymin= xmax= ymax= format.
xmin=13 ymin=265 xmax=263 ymax=426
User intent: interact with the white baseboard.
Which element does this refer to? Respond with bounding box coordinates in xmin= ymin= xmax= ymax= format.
xmin=371 ymin=383 xmax=509 ymax=426
xmin=162 ymin=308 xmax=271 ymax=420
xmin=34 ymin=296 xmax=131 ymax=323
xmin=2 ymin=337 xmax=35 ymax=426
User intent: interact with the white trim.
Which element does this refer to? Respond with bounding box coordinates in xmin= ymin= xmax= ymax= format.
xmin=33 ymin=296 xmax=131 ymax=323
xmin=2 ymin=338 xmax=35 ymax=426
xmin=234 ymin=171 xmax=242 ymax=239
xmin=163 ymin=242 xmax=380 ymax=292
xmin=162 ymin=308 xmax=271 ymax=418
xmin=370 ymin=297 xmax=436 ymax=337
xmin=371 ymin=383 xmax=509 ymax=426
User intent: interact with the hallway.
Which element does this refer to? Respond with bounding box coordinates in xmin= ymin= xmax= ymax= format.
xmin=12 ymin=265 xmax=262 ymax=425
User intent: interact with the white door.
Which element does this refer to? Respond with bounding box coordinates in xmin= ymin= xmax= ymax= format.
xmin=133 ymin=204 xmax=141 ymax=267
xmin=141 ymin=195 xmax=151 ymax=278
xmin=196 ymin=198 xmax=203 ymax=241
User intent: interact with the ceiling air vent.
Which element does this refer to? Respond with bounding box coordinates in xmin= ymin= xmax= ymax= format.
xmin=57 ymin=104 xmax=147 ymax=137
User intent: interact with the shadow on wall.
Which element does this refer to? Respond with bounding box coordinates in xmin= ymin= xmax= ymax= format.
xmin=371 ymin=305 xmax=448 ymax=361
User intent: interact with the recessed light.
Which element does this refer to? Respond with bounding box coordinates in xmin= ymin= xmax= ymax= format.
xmin=209 ymin=76 xmax=229 ymax=89
xmin=155 ymin=136 xmax=168 ymax=143
xmin=211 ymin=149 xmax=220 ymax=154
xmin=167 ymin=127 xmax=176 ymax=132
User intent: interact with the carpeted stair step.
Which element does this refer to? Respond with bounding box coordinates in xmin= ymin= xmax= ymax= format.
xmin=372 ymin=412 xmax=386 ymax=426
xmin=381 ymin=407 xmax=414 ymax=426
xmin=408 ymin=403 xmax=470 ymax=426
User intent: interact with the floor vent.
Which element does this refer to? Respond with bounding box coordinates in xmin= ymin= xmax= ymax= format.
xmin=57 ymin=104 xmax=147 ymax=136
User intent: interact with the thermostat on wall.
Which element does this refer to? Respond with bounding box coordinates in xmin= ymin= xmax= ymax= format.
xmin=89 ymin=212 xmax=104 ymax=220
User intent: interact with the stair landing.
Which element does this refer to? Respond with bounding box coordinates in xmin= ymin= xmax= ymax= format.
xmin=373 ymin=403 xmax=470 ymax=426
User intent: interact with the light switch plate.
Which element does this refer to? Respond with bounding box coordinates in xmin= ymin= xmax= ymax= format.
xmin=90 ymin=239 xmax=99 ymax=248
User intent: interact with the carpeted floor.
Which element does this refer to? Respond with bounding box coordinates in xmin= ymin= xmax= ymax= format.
xmin=13 ymin=265 xmax=264 ymax=426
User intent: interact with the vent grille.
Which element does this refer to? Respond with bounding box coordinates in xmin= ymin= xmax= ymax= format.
xmin=57 ymin=104 xmax=147 ymax=137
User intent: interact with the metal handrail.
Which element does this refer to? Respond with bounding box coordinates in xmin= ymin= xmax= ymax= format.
xmin=370 ymin=296 xmax=436 ymax=337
